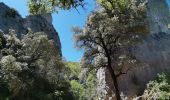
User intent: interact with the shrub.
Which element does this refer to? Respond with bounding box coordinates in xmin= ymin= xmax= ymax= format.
xmin=70 ymin=80 xmax=86 ymax=100
xmin=134 ymin=73 xmax=170 ymax=100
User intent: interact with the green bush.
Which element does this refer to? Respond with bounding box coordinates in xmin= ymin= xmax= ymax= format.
xmin=0 ymin=30 xmax=71 ymax=100
xmin=65 ymin=62 xmax=97 ymax=100
xmin=135 ymin=73 xmax=170 ymax=100
xmin=70 ymin=80 xmax=86 ymax=100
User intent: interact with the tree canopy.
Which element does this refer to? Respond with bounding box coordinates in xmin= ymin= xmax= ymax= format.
xmin=28 ymin=0 xmax=85 ymax=15
xmin=0 ymin=29 xmax=71 ymax=100
xmin=73 ymin=0 xmax=148 ymax=99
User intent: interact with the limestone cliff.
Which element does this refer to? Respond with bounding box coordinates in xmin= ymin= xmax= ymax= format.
xmin=0 ymin=2 xmax=61 ymax=55
xmin=96 ymin=0 xmax=170 ymax=99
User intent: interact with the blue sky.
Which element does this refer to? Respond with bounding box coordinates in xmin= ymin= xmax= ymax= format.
xmin=1 ymin=0 xmax=170 ymax=62
xmin=1 ymin=0 xmax=95 ymax=62
xmin=168 ymin=0 xmax=170 ymax=7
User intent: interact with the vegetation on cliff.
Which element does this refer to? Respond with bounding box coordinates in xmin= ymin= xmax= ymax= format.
xmin=73 ymin=0 xmax=148 ymax=99
xmin=0 ymin=0 xmax=170 ymax=100
xmin=134 ymin=73 xmax=170 ymax=100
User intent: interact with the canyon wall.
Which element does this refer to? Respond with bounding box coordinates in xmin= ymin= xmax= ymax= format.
xmin=96 ymin=0 xmax=170 ymax=99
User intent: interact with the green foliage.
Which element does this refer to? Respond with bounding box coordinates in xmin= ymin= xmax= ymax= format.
xmin=28 ymin=0 xmax=85 ymax=15
xmin=65 ymin=62 xmax=97 ymax=100
xmin=70 ymin=80 xmax=85 ymax=99
xmin=28 ymin=0 xmax=55 ymax=15
xmin=1 ymin=55 xmax=22 ymax=73
xmin=0 ymin=29 xmax=71 ymax=100
xmin=0 ymin=35 xmax=99 ymax=100
xmin=135 ymin=73 xmax=170 ymax=100
xmin=84 ymin=70 xmax=98 ymax=100
xmin=66 ymin=62 xmax=81 ymax=78
xmin=73 ymin=0 xmax=148 ymax=72
xmin=97 ymin=0 xmax=131 ymax=11
xmin=73 ymin=1 xmax=148 ymax=99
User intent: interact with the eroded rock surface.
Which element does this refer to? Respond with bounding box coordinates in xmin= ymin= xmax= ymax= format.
xmin=96 ymin=0 xmax=170 ymax=99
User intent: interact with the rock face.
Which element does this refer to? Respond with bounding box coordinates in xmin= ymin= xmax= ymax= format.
xmin=0 ymin=2 xmax=61 ymax=55
xmin=147 ymin=0 xmax=170 ymax=34
xmin=96 ymin=0 xmax=170 ymax=99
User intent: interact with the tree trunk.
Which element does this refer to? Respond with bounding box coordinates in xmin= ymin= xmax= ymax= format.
xmin=107 ymin=56 xmax=121 ymax=100
xmin=100 ymin=38 xmax=121 ymax=100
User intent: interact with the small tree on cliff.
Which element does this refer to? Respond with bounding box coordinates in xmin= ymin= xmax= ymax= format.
xmin=73 ymin=0 xmax=148 ymax=99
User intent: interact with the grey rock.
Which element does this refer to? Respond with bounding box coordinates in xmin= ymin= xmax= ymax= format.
xmin=24 ymin=14 xmax=61 ymax=55
xmin=0 ymin=2 xmax=61 ymax=55
xmin=96 ymin=0 xmax=170 ymax=99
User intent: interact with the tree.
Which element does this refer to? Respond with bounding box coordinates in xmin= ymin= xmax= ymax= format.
xmin=70 ymin=80 xmax=85 ymax=99
xmin=73 ymin=0 xmax=148 ymax=99
xmin=0 ymin=29 xmax=71 ymax=100
xmin=28 ymin=0 xmax=85 ymax=15
xmin=65 ymin=62 xmax=97 ymax=100
xmin=27 ymin=0 xmax=134 ymax=15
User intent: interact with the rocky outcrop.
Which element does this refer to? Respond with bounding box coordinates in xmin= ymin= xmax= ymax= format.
xmin=147 ymin=0 xmax=170 ymax=34
xmin=24 ymin=14 xmax=61 ymax=55
xmin=96 ymin=0 xmax=170 ymax=99
xmin=0 ymin=2 xmax=61 ymax=55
